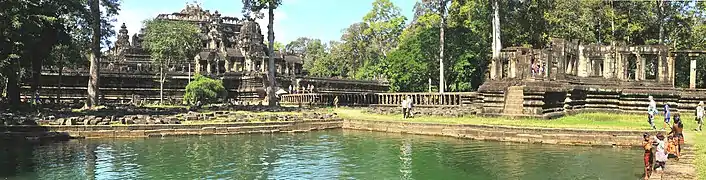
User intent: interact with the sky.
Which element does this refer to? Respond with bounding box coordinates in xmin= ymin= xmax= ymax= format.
xmin=112 ymin=0 xmax=416 ymax=45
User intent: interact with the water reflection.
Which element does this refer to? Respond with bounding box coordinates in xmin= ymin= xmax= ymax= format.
xmin=0 ymin=130 xmax=643 ymax=180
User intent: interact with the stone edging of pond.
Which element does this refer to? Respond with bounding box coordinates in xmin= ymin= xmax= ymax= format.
xmin=0 ymin=119 xmax=343 ymax=139
xmin=342 ymin=119 xmax=662 ymax=147
xmin=0 ymin=118 xmax=668 ymax=147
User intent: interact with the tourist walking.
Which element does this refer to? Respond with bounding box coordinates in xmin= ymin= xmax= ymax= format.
xmin=654 ymin=133 xmax=668 ymax=171
xmin=697 ymin=101 xmax=704 ymax=131
xmin=647 ymin=96 xmax=658 ymax=130
xmin=663 ymin=104 xmax=671 ymax=131
xmin=643 ymin=133 xmax=653 ymax=179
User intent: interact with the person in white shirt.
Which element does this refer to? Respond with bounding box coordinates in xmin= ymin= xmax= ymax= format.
xmin=647 ymin=96 xmax=657 ymax=130
xmin=697 ymin=101 xmax=704 ymax=131
xmin=401 ymin=98 xmax=409 ymax=119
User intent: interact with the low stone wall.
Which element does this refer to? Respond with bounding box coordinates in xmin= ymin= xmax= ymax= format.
xmin=343 ymin=119 xmax=658 ymax=146
xmin=1 ymin=119 xmax=343 ymax=138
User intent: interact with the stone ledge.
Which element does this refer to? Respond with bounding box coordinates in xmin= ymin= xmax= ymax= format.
xmin=1 ymin=119 xmax=343 ymax=138
xmin=342 ymin=119 xmax=656 ymax=146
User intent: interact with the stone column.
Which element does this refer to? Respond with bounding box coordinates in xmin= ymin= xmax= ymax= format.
xmin=668 ymin=54 xmax=675 ymax=87
xmin=224 ymin=59 xmax=231 ymax=73
xmin=577 ymin=45 xmax=589 ymax=77
xmin=260 ymin=58 xmax=266 ymax=72
xmin=690 ymin=53 xmax=698 ymax=89
xmin=615 ymin=53 xmax=624 ymax=80
xmin=207 ymin=60 xmax=212 ymax=74
xmin=490 ymin=59 xmax=498 ymax=80
xmin=635 ymin=53 xmax=644 ymax=81
xmin=546 ymin=50 xmax=553 ymax=80
xmin=603 ymin=51 xmax=613 ymax=79
xmin=194 ymin=57 xmax=201 ymax=74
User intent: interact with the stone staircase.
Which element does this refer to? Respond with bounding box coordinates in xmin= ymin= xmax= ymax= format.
xmin=503 ymin=86 xmax=525 ymax=116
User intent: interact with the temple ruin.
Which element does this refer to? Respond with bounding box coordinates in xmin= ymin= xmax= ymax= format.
xmin=281 ymin=38 xmax=706 ymax=119
xmin=25 ymin=3 xmax=388 ymax=105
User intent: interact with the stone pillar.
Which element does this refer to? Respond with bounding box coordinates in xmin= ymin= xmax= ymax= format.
xmin=194 ymin=57 xmax=201 ymax=74
xmin=546 ymin=50 xmax=553 ymax=80
xmin=657 ymin=51 xmax=668 ymax=83
xmin=690 ymin=54 xmax=697 ymax=89
xmin=490 ymin=59 xmax=498 ymax=80
xmin=603 ymin=51 xmax=614 ymax=79
xmin=261 ymin=58 xmax=266 ymax=72
xmin=634 ymin=53 xmax=643 ymax=81
xmin=615 ymin=53 xmax=624 ymax=80
xmin=509 ymin=56 xmax=517 ymax=79
xmin=207 ymin=60 xmax=212 ymax=74
xmin=577 ymin=45 xmax=589 ymax=77
xmin=224 ymin=59 xmax=231 ymax=73
xmin=668 ymin=54 xmax=675 ymax=87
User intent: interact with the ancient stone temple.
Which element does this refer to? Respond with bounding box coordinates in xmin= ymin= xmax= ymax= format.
xmin=27 ymin=3 xmax=388 ymax=105
xmin=479 ymin=38 xmax=706 ymax=118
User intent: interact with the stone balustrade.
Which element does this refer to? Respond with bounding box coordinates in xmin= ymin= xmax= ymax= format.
xmin=280 ymin=92 xmax=480 ymax=107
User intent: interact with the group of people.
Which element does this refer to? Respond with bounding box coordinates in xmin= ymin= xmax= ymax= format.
xmin=642 ymin=124 xmax=684 ymax=179
xmin=401 ymin=96 xmax=414 ymax=118
xmin=646 ymin=96 xmax=704 ymax=131
xmin=641 ymin=96 xmax=703 ymax=179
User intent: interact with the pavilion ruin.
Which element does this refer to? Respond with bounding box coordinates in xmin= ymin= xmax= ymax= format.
xmin=281 ymin=38 xmax=706 ymax=119
xmin=24 ymin=3 xmax=388 ymax=105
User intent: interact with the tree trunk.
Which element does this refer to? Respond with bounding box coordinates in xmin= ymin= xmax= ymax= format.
xmin=438 ymin=0 xmax=446 ymax=93
xmin=58 ymin=54 xmax=63 ymax=103
xmin=87 ymin=0 xmax=101 ymax=108
xmin=492 ymin=0 xmax=502 ymax=59
xmin=267 ymin=3 xmax=277 ymax=107
xmin=658 ymin=0 xmax=664 ymax=45
xmin=160 ymin=65 xmax=164 ymax=105
xmin=5 ymin=60 xmax=20 ymax=109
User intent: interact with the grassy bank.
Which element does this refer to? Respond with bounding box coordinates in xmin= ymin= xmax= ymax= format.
xmin=689 ymin=131 xmax=706 ymax=179
xmin=330 ymin=108 xmax=701 ymax=131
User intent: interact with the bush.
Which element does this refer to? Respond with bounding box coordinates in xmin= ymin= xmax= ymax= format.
xmin=183 ymin=74 xmax=227 ymax=105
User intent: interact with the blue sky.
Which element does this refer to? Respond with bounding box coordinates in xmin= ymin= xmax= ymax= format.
xmin=113 ymin=0 xmax=416 ymax=44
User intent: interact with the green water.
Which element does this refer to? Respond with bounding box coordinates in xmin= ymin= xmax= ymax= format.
xmin=0 ymin=130 xmax=644 ymax=180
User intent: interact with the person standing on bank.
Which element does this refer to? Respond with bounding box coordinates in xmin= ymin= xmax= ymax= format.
xmin=663 ymin=104 xmax=671 ymax=131
xmin=402 ymin=98 xmax=409 ymax=119
xmin=406 ymin=96 xmax=414 ymax=118
xmin=669 ymin=114 xmax=684 ymax=158
xmin=643 ymin=133 xmax=653 ymax=179
xmin=697 ymin=101 xmax=704 ymax=131
xmin=647 ymin=96 xmax=658 ymax=130
xmin=654 ymin=133 xmax=668 ymax=171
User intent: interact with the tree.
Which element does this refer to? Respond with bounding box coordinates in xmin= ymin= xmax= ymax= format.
xmin=86 ymin=0 xmax=101 ymax=108
xmin=242 ymin=0 xmax=283 ymax=107
xmin=422 ymin=0 xmax=450 ymax=93
xmin=142 ymin=20 xmax=202 ymax=105
xmin=0 ymin=0 xmax=119 ymax=110
xmin=184 ymin=74 xmax=227 ymax=105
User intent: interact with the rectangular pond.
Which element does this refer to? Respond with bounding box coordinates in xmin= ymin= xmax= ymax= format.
xmin=0 ymin=129 xmax=644 ymax=179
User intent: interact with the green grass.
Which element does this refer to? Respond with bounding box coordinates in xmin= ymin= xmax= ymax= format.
xmin=330 ymin=108 xmax=701 ymax=131
xmin=687 ymin=130 xmax=706 ymax=179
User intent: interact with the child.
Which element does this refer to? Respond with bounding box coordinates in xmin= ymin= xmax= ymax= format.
xmin=642 ymin=133 xmax=653 ymax=179
xmin=669 ymin=114 xmax=684 ymax=157
xmin=654 ymin=133 xmax=668 ymax=171
xmin=663 ymin=104 xmax=671 ymax=131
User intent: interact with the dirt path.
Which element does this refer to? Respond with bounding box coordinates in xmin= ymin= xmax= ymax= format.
xmin=649 ymin=132 xmax=697 ymax=180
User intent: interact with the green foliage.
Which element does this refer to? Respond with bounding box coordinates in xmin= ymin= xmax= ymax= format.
xmin=183 ymin=74 xmax=227 ymax=105
xmin=142 ymin=20 xmax=202 ymax=68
